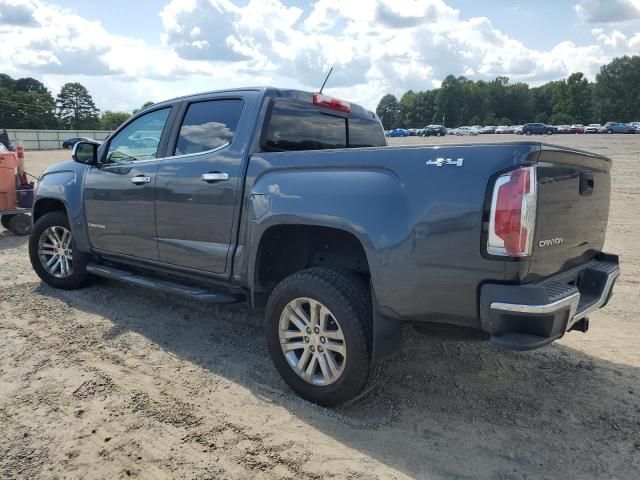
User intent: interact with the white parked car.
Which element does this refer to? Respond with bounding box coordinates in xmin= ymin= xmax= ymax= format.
xmin=585 ymin=124 xmax=605 ymax=133
xmin=454 ymin=126 xmax=479 ymax=136
xmin=513 ymin=125 xmax=523 ymax=134
xmin=495 ymin=126 xmax=509 ymax=134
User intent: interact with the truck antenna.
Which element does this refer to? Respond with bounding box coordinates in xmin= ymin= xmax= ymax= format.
xmin=319 ymin=66 xmax=334 ymax=94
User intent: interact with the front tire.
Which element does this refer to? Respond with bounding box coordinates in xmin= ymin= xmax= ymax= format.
xmin=29 ymin=211 xmax=91 ymax=290
xmin=265 ymin=267 xmax=374 ymax=407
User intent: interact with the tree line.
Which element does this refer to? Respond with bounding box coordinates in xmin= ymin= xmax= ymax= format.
xmin=0 ymin=74 xmax=152 ymax=131
xmin=376 ymin=55 xmax=640 ymax=129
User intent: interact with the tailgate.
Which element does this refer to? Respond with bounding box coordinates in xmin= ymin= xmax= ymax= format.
xmin=528 ymin=145 xmax=611 ymax=278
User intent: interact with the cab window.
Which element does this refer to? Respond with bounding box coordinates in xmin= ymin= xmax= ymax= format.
xmin=106 ymin=108 xmax=171 ymax=164
xmin=174 ymin=99 xmax=243 ymax=156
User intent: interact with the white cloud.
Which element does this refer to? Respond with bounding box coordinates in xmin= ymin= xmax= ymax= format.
xmin=575 ymin=0 xmax=640 ymax=23
xmin=592 ymin=28 xmax=640 ymax=51
xmin=0 ymin=0 xmax=638 ymax=113
xmin=0 ymin=0 xmax=38 ymax=26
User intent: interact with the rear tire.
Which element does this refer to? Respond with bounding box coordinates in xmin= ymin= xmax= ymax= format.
xmin=8 ymin=214 xmax=31 ymax=236
xmin=265 ymin=267 xmax=374 ymax=407
xmin=1 ymin=214 xmax=15 ymax=230
xmin=29 ymin=211 xmax=91 ymax=290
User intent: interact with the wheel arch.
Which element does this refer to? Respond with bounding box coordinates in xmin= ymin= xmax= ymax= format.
xmin=251 ymin=222 xmax=373 ymax=308
xmin=34 ymin=165 xmax=91 ymax=252
xmin=249 ymin=220 xmax=403 ymax=363
xmin=33 ymin=197 xmax=68 ymax=224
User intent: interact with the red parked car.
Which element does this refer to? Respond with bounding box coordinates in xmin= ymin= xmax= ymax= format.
xmin=568 ymin=124 xmax=584 ymax=134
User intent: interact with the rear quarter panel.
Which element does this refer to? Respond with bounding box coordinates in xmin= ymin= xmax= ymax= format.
xmin=241 ymin=143 xmax=541 ymax=325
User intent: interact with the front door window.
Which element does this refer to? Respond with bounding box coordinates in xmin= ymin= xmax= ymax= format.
xmin=106 ymin=108 xmax=171 ymax=164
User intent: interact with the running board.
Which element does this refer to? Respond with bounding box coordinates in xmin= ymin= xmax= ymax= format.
xmin=86 ymin=263 xmax=244 ymax=304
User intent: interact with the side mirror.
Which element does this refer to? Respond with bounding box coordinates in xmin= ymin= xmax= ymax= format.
xmin=72 ymin=141 xmax=98 ymax=164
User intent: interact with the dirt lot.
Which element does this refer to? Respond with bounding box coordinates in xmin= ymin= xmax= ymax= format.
xmin=1 ymin=136 xmax=639 ymax=479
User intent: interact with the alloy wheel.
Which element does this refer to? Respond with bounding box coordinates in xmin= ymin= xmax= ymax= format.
xmin=278 ymin=297 xmax=347 ymax=386
xmin=38 ymin=226 xmax=73 ymax=278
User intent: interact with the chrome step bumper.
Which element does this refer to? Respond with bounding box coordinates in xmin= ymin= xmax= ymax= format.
xmin=479 ymin=254 xmax=619 ymax=350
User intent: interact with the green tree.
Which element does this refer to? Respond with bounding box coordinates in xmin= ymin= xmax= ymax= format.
xmin=56 ymin=82 xmax=100 ymax=129
xmin=593 ymin=55 xmax=640 ymax=122
xmin=100 ymin=111 xmax=130 ymax=130
xmin=132 ymin=101 xmax=155 ymax=115
xmin=375 ymin=94 xmax=400 ymax=128
xmin=0 ymin=73 xmax=16 ymax=89
xmin=549 ymin=112 xmax=574 ymax=125
xmin=398 ymin=90 xmax=422 ymax=127
xmin=566 ymin=72 xmax=592 ymax=123
xmin=435 ymin=75 xmax=467 ymax=127
xmin=0 ymin=75 xmax=57 ymax=129
xmin=551 ymin=80 xmax=572 ymax=121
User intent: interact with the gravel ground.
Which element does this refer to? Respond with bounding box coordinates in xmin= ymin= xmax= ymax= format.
xmin=1 ymin=135 xmax=639 ymax=479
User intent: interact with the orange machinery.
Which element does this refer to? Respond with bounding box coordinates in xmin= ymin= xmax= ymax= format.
xmin=0 ymin=151 xmax=19 ymax=211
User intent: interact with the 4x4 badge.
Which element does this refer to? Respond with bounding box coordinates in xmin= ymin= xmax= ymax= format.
xmin=426 ymin=158 xmax=463 ymax=167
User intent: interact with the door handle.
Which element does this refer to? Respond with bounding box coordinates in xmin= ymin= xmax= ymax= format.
xmin=202 ymin=172 xmax=230 ymax=183
xmin=130 ymin=175 xmax=151 ymax=185
xmin=580 ymin=171 xmax=594 ymax=196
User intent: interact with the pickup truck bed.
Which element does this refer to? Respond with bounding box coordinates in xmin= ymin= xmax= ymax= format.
xmin=27 ymin=87 xmax=620 ymax=406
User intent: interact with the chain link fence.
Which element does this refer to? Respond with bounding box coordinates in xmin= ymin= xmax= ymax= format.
xmin=2 ymin=129 xmax=113 ymax=150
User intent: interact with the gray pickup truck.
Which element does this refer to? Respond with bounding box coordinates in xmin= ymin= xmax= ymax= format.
xmin=29 ymin=87 xmax=620 ymax=406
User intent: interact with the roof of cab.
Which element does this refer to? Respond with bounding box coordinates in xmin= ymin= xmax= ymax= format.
xmin=142 ymin=87 xmax=378 ymax=120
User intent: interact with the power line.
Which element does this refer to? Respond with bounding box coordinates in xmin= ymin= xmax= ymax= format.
xmin=0 ymin=98 xmax=55 ymax=111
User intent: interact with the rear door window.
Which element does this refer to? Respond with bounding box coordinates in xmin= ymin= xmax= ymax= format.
xmin=174 ymin=99 xmax=243 ymax=156
xmin=263 ymin=100 xmax=346 ymax=151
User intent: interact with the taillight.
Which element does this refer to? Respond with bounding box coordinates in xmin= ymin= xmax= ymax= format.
xmin=488 ymin=166 xmax=537 ymax=257
xmin=313 ymin=93 xmax=351 ymax=113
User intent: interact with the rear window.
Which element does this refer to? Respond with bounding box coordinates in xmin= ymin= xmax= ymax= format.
xmin=349 ymin=116 xmax=387 ymax=148
xmin=262 ymin=99 xmax=385 ymax=152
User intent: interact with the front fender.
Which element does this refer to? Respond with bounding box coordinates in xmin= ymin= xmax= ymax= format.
xmin=246 ymin=166 xmax=411 ymax=308
xmin=34 ymin=160 xmax=90 ymax=252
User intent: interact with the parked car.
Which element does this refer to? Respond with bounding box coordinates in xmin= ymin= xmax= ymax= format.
xmin=513 ymin=125 xmax=523 ymax=135
xmin=494 ymin=126 xmax=510 ymax=134
xmin=568 ymin=124 xmax=585 ymax=134
xmin=62 ymin=137 xmax=96 ymax=149
xmin=30 ymin=87 xmax=619 ymax=406
xmin=481 ymin=126 xmax=497 ymax=134
xmin=585 ymin=124 xmax=605 ymax=134
xmin=603 ymin=122 xmax=637 ymax=134
xmin=419 ymin=125 xmax=447 ymax=137
xmin=407 ymin=128 xmax=419 ymax=136
xmin=454 ymin=126 xmax=479 ymax=136
xmin=522 ymin=123 xmax=557 ymax=135
xmin=555 ymin=125 xmax=571 ymax=134
xmin=387 ymin=128 xmax=409 ymax=137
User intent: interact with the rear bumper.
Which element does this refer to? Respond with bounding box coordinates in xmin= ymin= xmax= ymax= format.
xmin=479 ymin=253 xmax=619 ymax=350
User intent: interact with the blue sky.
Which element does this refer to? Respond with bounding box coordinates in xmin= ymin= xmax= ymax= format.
xmin=1 ymin=0 xmax=639 ymax=111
